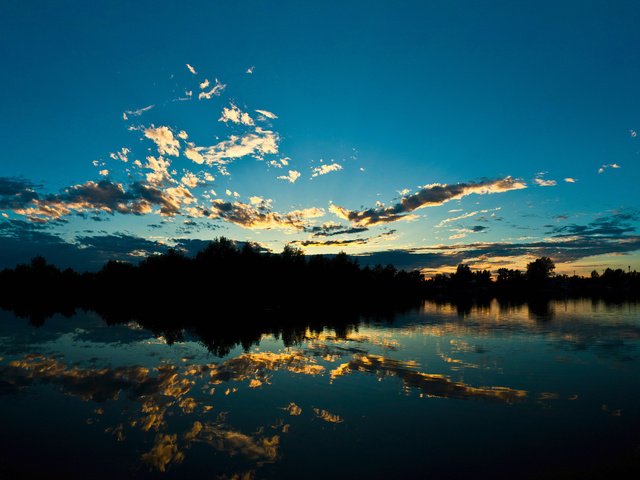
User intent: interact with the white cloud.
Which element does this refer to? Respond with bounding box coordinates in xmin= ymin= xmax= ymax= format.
xmin=184 ymin=128 xmax=279 ymax=168
xmin=109 ymin=147 xmax=130 ymax=163
xmin=181 ymin=172 xmax=199 ymax=188
xmin=255 ymin=109 xmax=278 ymax=119
xmin=311 ymin=163 xmax=343 ymax=178
xmin=277 ymin=170 xmax=301 ymax=184
xmin=330 ymin=177 xmax=526 ymax=226
xmin=198 ymin=79 xmax=226 ymax=100
xmin=144 ymin=156 xmax=172 ymax=185
xmin=534 ymin=177 xmax=557 ymax=187
xmin=186 ymin=64 xmax=197 ymax=75
xmin=246 ymin=66 xmax=255 ymax=74
xmin=436 ymin=208 xmax=498 ymax=227
xmin=99 ymin=169 xmax=109 ymax=176
xmin=564 ymin=177 xmax=577 ymax=183
xmin=199 ymin=79 xmax=210 ymax=89
xmin=144 ymin=126 xmax=180 ymax=157
xmin=219 ymin=104 xmax=254 ymax=126
xmin=598 ymin=163 xmax=621 ymax=174
xmin=123 ymin=105 xmax=154 ymax=119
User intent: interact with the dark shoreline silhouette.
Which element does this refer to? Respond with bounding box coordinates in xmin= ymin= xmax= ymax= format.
xmin=0 ymin=238 xmax=638 ymax=354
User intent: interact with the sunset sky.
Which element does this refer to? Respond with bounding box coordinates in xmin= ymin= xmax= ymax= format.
xmin=1 ymin=0 xmax=639 ymax=274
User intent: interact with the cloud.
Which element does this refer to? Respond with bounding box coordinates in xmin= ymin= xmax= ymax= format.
xmin=564 ymin=178 xmax=577 ymax=183
xmin=186 ymin=64 xmax=197 ymax=75
xmin=598 ymin=163 xmax=621 ymax=174
xmin=355 ymin=233 xmax=640 ymax=272
xmin=206 ymin=200 xmax=324 ymax=231
xmin=293 ymin=230 xmax=396 ymax=247
xmin=0 ymin=221 xmax=172 ymax=270
xmin=546 ymin=211 xmax=638 ymax=238
xmin=144 ymin=156 xmax=172 ymax=185
xmin=0 ymin=177 xmax=40 ymax=210
xmin=180 ymin=172 xmax=200 ymax=188
xmin=305 ymin=223 xmax=369 ymax=237
xmin=12 ymin=179 xmax=195 ymax=222
xmin=534 ymin=177 xmax=557 ymax=187
xmin=219 ymin=104 xmax=254 ymax=126
xmin=436 ymin=208 xmax=499 ymax=228
xmin=123 ymin=105 xmax=154 ymax=120
xmin=311 ymin=163 xmax=343 ymax=178
xmin=255 ymin=109 xmax=278 ymax=120
xmin=448 ymin=225 xmax=488 ymax=240
xmin=199 ymin=78 xmax=210 ymax=89
xmin=277 ymin=170 xmax=301 ymax=184
xmin=198 ymin=79 xmax=226 ymax=100
xmin=293 ymin=238 xmax=370 ymax=247
xmin=269 ymin=157 xmax=289 ymax=169
xmin=331 ymin=177 xmax=526 ymax=227
xmin=109 ymin=147 xmax=130 ymax=162
xmin=184 ymin=128 xmax=279 ymax=168
xmin=330 ymin=354 xmax=526 ymax=403
xmin=144 ymin=126 xmax=180 ymax=157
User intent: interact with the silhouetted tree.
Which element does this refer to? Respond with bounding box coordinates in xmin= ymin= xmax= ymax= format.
xmin=526 ymin=257 xmax=555 ymax=284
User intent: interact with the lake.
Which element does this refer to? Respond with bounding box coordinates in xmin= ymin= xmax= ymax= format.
xmin=0 ymin=299 xmax=638 ymax=479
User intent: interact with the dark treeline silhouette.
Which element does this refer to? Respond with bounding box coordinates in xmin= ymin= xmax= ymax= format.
xmin=425 ymin=256 xmax=640 ymax=300
xmin=0 ymin=242 xmax=638 ymax=353
xmin=0 ymin=238 xmax=424 ymax=349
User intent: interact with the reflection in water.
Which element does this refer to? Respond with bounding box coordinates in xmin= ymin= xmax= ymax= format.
xmin=330 ymin=354 xmax=526 ymax=403
xmin=0 ymin=345 xmax=529 ymax=473
xmin=0 ymin=299 xmax=638 ymax=478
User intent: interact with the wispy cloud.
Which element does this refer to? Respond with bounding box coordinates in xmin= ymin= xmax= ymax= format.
xmin=533 ymin=173 xmax=557 ymax=187
xmin=293 ymin=230 xmax=396 ymax=247
xmin=277 ymin=170 xmax=301 ymax=184
xmin=564 ymin=177 xmax=577 ymax=183
xmin=184 ymin=128 xmax=279 ymax=168
xmin=311 ymin=163 xmax=343 ymax=178
xmin=448 ymin=225 xmax=488 ymax=240
xmin=331 ymin=177 xmax=526 ymax=227
xmin=598 ymin=163 xmax=621 ymax=174
xmin=109 ymin=147 xmax=130 ymax=162
xmin=436 ymin=208 xmax=499 ymax=228
xmin=198 ymin=78 xmax=226 ymax=100
xmin=546 ymin=211 xmax=638 ymax=238
xmin=255 ymin=109 xmax=278 ymax=120
xmin=305 ymin=222 xmax=368 ymax=237
xmin=122 ymin=104 xmax=154 ymax=120
xmin=246 ymin=66 xmax=255 ymax=74
xmin=186 ymin=63 xmax=197 ymax=75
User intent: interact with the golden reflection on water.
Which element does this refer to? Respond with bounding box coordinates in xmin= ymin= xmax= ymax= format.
xmin=0 ymin=337 xmax=530 ymax=474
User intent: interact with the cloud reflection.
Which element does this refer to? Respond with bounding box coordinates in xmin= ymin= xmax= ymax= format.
xmin=330 ymin=354 xmax=527 ymax=403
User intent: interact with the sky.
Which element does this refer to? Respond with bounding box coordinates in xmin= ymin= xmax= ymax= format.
xmin=1 ymin=0 xmax=639 ymax=274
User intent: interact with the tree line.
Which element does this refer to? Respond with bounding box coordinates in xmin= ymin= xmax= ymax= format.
xmin=425 ymin=256 xmax=640 ymax=298
xmin=0 ymin=241 xmax=637 ymax=328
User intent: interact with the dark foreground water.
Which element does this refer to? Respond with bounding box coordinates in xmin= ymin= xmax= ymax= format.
xmin=0 ymin=299 xmax=639 ymax=479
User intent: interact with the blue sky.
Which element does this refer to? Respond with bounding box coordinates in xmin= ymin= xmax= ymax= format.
xmin=1 ymin=0 xmax=639 ymax=273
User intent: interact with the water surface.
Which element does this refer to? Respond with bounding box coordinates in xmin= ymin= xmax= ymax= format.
xmin=1 ymin=299 xmax=638 ymax=479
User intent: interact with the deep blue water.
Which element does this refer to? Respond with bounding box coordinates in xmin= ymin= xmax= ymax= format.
xmin=0 ymin=299 xmax=638 ymax=479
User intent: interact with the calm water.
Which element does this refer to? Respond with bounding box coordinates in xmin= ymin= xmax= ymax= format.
xmin=0 ymin=300 xmax=639 ymax=479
